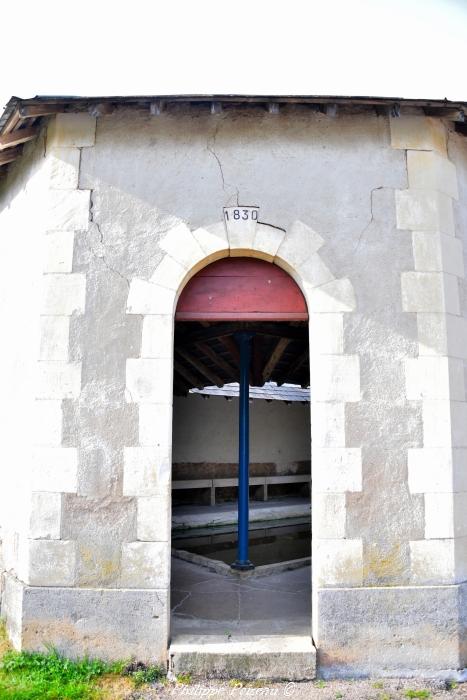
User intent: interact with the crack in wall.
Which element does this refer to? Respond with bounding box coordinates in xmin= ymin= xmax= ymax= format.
xmin=206 ymin=121 xmax=240 ymax=206
xmin=88 ymin=190 xmax=130 ymax=288
xmin=353 ymin=185 xmax=387 ymax=253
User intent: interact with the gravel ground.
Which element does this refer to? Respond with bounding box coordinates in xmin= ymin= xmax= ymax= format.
xmin=124 ymin=677 xmax=467 ymax=700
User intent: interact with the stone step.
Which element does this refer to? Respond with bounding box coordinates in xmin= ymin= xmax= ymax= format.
xmin=169 ymin=634 xmax=316 ymax=681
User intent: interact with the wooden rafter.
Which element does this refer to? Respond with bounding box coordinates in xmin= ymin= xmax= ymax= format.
xmin=195 ymin=342 xmax=236 ymax=377
xmin=219 ymin=336 xmax=240 ymax=368
xmin=174 ymin=361 xmax=203 ymax=389
xmin=262 ymin=338 xmax=291 ymax=382
xmin=0 ymin=147 xmax=22 ymax=165
xmin=0 ymin=127 xmax=38 ymax=151
xmin=176 ymin=348 xmax=224 ymax=387
xmin=18 ymin=103 xmax=66 ymax=118
xmin=287 ymin=349 xmax=308 ymax=378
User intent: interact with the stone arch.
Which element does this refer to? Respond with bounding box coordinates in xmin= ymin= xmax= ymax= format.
xmin=122 ymin=210 xmax=362 ymax=647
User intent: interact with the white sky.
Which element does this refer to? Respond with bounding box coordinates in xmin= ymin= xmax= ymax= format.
xmin=1 ymin=0 xmax=467 ymax=113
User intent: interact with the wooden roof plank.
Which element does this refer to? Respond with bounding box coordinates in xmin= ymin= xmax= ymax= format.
xmin=0 ymin=127 xmax=38 ymax=150
xmin=262 ymin=338 xmax=291 ymax=382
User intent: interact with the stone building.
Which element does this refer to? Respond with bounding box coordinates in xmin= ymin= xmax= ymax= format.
xmin=0 ymin=94 xmax=466 ymax=679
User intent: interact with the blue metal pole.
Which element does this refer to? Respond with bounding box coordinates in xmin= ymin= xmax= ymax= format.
xmin=231 ymin=332 xmax=254 ymax=571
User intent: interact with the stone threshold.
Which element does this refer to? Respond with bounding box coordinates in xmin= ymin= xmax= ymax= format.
xmin=169 ymin=633 xmax=316 ymax=680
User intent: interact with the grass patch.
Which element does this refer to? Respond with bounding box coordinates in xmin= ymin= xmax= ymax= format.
xmin=0 ymin=649 xmax=124 ymax=699
xmin=404 ymin=691 xmax=431 ymax=699
xmin=0 ymin=625 xmax=165 ymax=700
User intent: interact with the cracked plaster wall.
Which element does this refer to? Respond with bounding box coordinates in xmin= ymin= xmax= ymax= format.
xmin=76 ymin=105 xmax=420 ymax=588
xmin=2 ymin=106 xmax=466 ymax=671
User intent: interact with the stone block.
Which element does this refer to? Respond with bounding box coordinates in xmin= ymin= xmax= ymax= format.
xmin=412 ymin=232 xmax=464 ymax=277
xmin=39 ymin=316 xmax=70 ymax=361
xmin=137 ymin=495 xmax=170 ymax=541
xmin=138 ymin=403 xmax=172 ymax=449
xmin=33 ymin=400 xmax=62 ymax=446
xmin=405 ymin=356 xmax=465 ymax=401
xmin=407 ymin=150 xmax=458 ymax=199
xmin=36 ymin=361 xmax=81 ymax=399
xmin=126 ymin=279 xmax=175 ymax=315
xmin=29 ymin=492 xmax=62 ymax=539
xmin=31 ymin=447 xmax=78 ymax=492
xmin=396 ymin=189 xmax=455 ymax=236
xmin=297 ymin=253 xmax=334 ymax=288
xmin=313 ymin=493 xmax=346 ymax=538
xmin=191 ymin=222 xmax=229 ymax=258
xmin=43 ymin=231 xmax=75 ymax=273
xmin=315 ymin=584 xmax=464 ymax=677
xmin=16 ymin=583 xmax=169 ymax=662
xmin=305 ymin=278 xmax=356 ymax=313
xmin=276 ymin=219 xmax=324 ymax=270
xmin=27 ymin=540 xmax=77 ymax=586
xmin=313 ymin=448 xmax=362 ymax=493
xmin=120 ymin=541 xmax=169 ymax=588
xmin=253 ymin=222 xmax=285 ymax=259
xmin=390 ymin=114 xmax=447 ymax=154
xmin=140 ymin=315 xmax=173 ymax=359
xmin=410 ymin=538 xmax=455 ymax=584
xmin=314 ymin=538 xmax=363 ymax=587
xmin=159 ymin=222 xmax=204 ymax=270
xmin=452 ymin=491 xmax=467 ymax=536
xmin=47 ymin=113 xmax=96 ymax=148
xmin=401 ymin=271 xmax=459 ymax=314
xmin=41 ymin=273 xmax=86 ymax=315
xmin=126 ymin=358 xmax=173 ymax=403
xmin=308 ymin=314 xmax=344 ymax=355
xmin=310 ymin=355 xmax=360 ymax=402
xmin=453 ymin=449 xmax=467 ymax=492
xmin=311 ymin=402 xmax=345 ymax=447
xmin=123 ymin=447 xmax=169 ymax=496
xmin=223 ymin=207 xmax=259 ymax=252
xmin=424 ymin=492 xmax=454 ymax=538
xmin=47 ymin=189 xmax=91 ymax=231
xmin=451 ymin=401 xmax=467 ymax=447
xmin=48 ymin=147 xmax=80 ymax=189
xmin=417 ymin=313 xmax=467 ymax=359
xmin=408 ymin=447 xmax=455 ymax=493
xmin=150 ymin=255 xmax=187 ymax=291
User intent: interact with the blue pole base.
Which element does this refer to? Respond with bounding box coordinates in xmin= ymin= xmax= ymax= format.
xmin=231 ymin=560 xmax=255 ymax=571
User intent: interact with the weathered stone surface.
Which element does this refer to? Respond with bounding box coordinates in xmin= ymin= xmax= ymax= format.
xmin=42 ymin=274 xmax=86 ymax=315
xmin=313 ymin=448 xmax=362 ymax=492
xmin=40 ymin=316 xmax=70 ymax=360
xmin=43 ymin=231 xmax=75 ymax=273
xmin=27 ymin=540 xmax=77 ymax=586
xmin=123 ymin=446 xmax=170 ymax=496
xmin=36 ymin=362 xmax=81 ymax=399
xmin=13 ymin=578 xmax=169 ymax=662
xmin=412 ymin=231 xmax=464 ymax=277
xmin=126 ymin=279 xmax=175 ymax=315
xmin=120 ymin=541 xmax=169 ymax=588
xmin=33 ymin=400 xmax=63 ymax=446
xmin=48 ymin=114 xmax=96 ymax=148
xmin=126 ymin=358 xmax=173 ymax=403
xmin=170 ymin=634 xmax=316 ymax=680
xmin=390 ymin=114 xmax=447 ymax=154
xmin=401 ymin=271 xmax=459 ymax=314
xmin=314 ymin=539 xmax=363 ymax=587
xmin=396 ymin=189 xmax=454 ymax=235
xmin=315 ymin=584 xmax=465 ymax=677
xmin=48 ymin=147 xmax=81 ymax=190
xmin=407 ymin=150 xmax=458 ymax=200
xmin=31 ymin=447 xmax=78 ymax=492
xmin=29 ymin=492 xmax=62 ymax=539
xmin=310 ymin=355 xmax=360 ymax=402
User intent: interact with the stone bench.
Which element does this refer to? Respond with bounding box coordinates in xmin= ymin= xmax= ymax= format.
xmin=172 ymin=475 xmax=310 ymax=506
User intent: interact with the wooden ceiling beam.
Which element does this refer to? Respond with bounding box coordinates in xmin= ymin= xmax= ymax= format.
xmin=286 ymin=349 xmax=309 ymax=379
xmin=174 ymin=361 xmax=204 ymax=390
xmin=0 ymin=127 xmax=38 ymax=150
xmin=195 ymin=342 xmax=236 ymax=378
xmin=0 ymin=147 xmax=22 ymax=165
xmin=176 ymin=348 xmax=224 ymax=387
xmin=177 ymin=322 xmax=307 ymax=345
xmin=219 ymin=336 xmax=240 ymax=368
xmin=18 ymin=103 xmax=67 ymax=118
xmin=262 ymin=338 xmax=291 ymax=382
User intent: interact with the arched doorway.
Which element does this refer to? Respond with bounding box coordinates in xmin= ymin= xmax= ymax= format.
xmin=170 ymin=257 xmax=313 ymax=674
